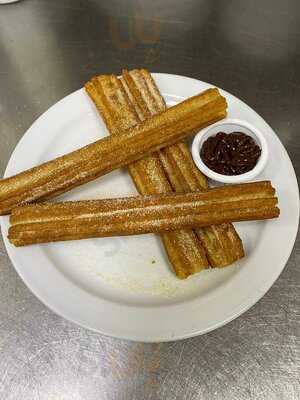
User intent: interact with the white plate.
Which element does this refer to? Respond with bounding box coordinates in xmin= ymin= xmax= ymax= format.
xmin=1 ymin=74 xmax=299 ymax=342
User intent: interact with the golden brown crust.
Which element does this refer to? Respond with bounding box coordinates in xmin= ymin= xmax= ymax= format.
xmin=121 ymin=69 xmax=244 ymax=267
xmin=0 ymin=84 xmax=227 ymax=216
xmin=86 ymin=74 xmax=212 ymax=278
xmin=8 ymin=182 xmax=279 ymax=247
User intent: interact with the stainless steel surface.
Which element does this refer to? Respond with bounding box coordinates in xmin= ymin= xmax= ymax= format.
xmin=0 ymin=0 xmax=299 ymax=398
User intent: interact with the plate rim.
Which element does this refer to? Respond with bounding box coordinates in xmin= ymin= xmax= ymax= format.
xmin=1 ymin=72 xmax=299 ymax=342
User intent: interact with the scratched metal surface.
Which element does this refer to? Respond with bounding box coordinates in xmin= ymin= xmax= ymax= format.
xmin=0 ymin=0 xmax=299 ymax=399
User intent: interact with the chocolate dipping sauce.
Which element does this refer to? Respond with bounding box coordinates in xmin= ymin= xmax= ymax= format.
xmin=200 ymin=132 xmax=261 ymax=175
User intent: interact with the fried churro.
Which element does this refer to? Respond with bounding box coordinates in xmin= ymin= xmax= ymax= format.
xmin=121 ymin=69 xmax=244 ymax=267
xmin=86 ymin=74 xmax=211 ymax=277
xmin=8 ymin=181 xmax=279 ymax=247
xmin=0 ymin=86 xmax=227 ymax=217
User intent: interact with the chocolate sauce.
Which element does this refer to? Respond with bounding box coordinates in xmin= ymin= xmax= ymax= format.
xmin=200 ymin=132 xmax=261 ymax=175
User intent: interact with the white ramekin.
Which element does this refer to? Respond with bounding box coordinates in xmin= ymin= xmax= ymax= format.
xmin=191 ymin=118 xmax=269 ymax=184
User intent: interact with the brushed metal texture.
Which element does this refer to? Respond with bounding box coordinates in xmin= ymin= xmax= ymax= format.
xmin=0 ymin=0 xmax=299 ymax=399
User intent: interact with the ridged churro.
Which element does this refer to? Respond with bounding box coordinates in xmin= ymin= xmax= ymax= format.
xmin=0 ymin=87 xmax=227 ymax=216
xmin=8 ymin=181 xmax=279 ymax=247
xmin=121 ymin=69 xmax=244 ymax=267
xmin=86 ymin=74 xmax=210 ymax=277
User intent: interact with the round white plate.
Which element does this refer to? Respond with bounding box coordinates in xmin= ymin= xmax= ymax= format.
xmin=1 ymin=74 xmax=299 ymax=342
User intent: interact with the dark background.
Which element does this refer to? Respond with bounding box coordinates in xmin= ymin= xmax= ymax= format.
xmin=0 ymin=1 xmax=299 ymax=399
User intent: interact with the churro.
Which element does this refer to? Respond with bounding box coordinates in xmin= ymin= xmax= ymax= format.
xmin=86 ymin=69 xmax=244 ymax=269
xmin=8 ymin=181 xmax=279 ymax=247
xmin=123 ymin=69 xmax=244 ymax=267
xmin=86 ymin=74 xmax=210 ymax=277
xmin=0 ymin=87 xmax=227 ymax=216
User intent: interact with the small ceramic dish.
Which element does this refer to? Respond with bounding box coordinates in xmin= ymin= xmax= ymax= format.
xmin=191 ymin=118 xmax=269 ymax=183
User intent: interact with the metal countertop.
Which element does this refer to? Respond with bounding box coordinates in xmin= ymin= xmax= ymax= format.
xmin=0 ymin=1 xmax=299 ymax=399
